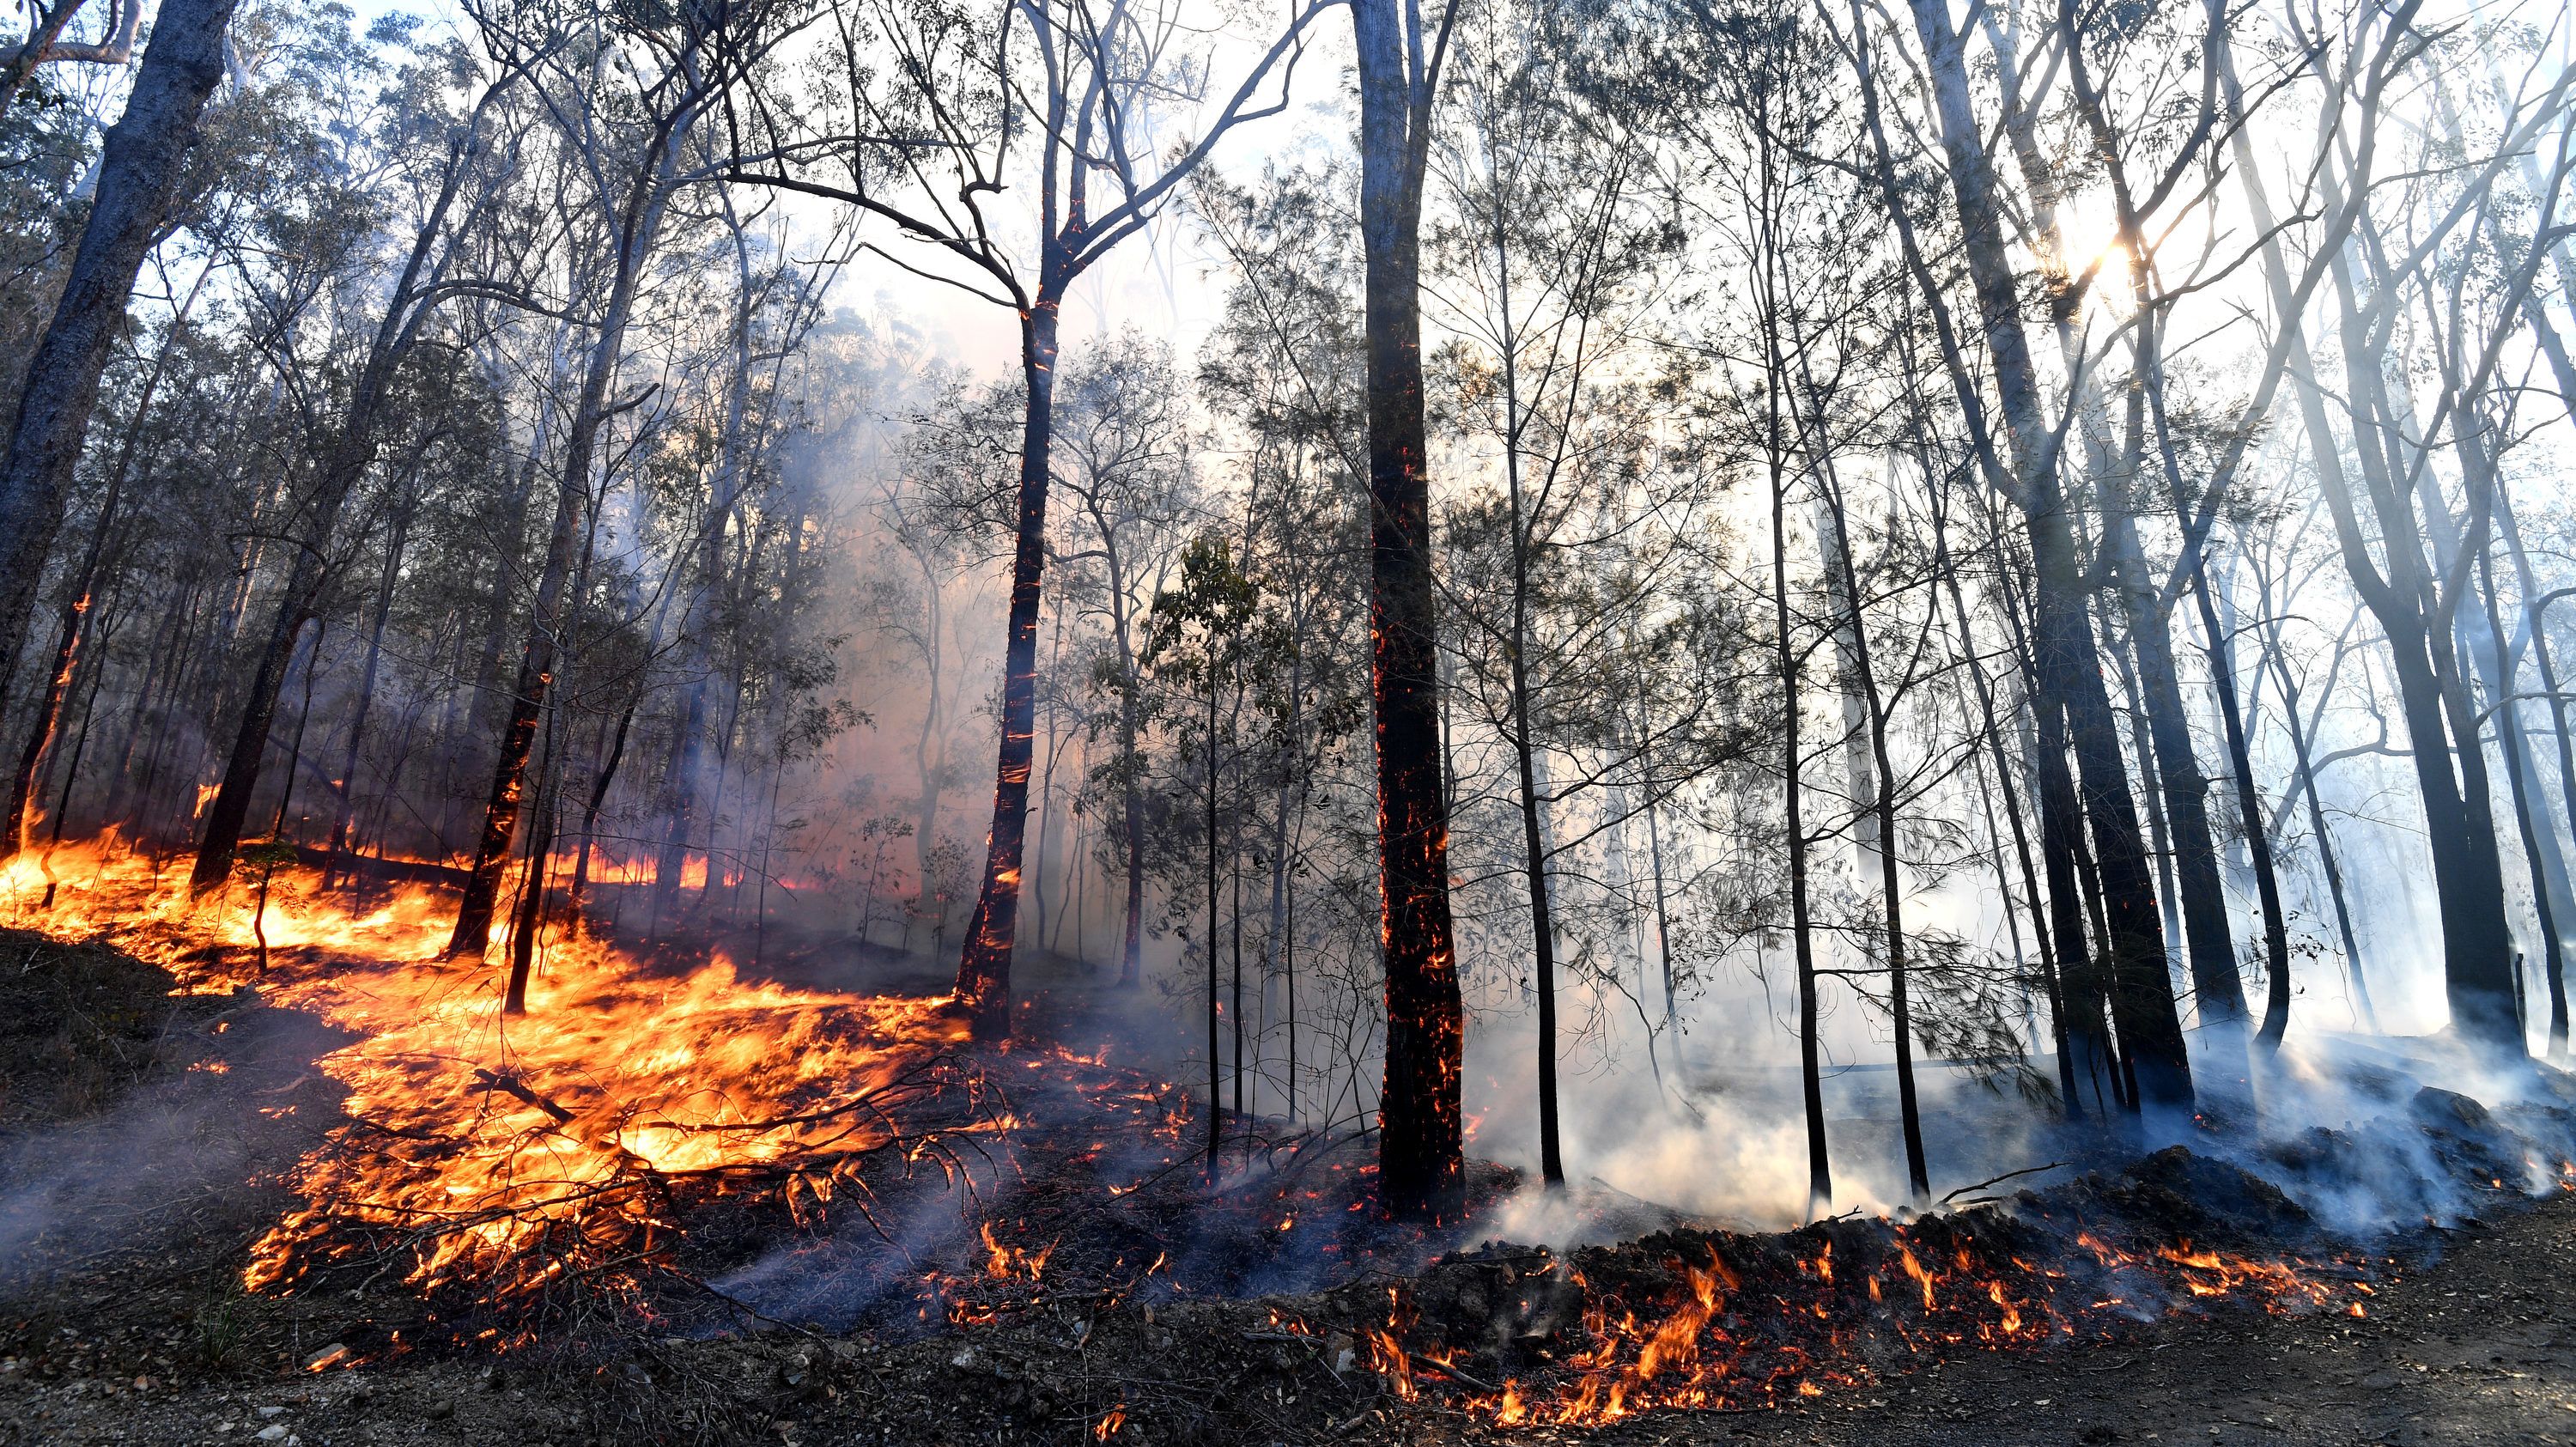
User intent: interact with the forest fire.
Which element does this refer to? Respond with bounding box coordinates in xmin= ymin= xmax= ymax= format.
xmin=1448 ymin=1221 xmax=2382 ymax=1427
xmin=0 ymin=837 xmax=1007 ymax=1322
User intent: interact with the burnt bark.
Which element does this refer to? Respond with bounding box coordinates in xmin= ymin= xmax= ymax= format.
xmin=1353 ymin=0 xmax=1465 ymax=1220
xmin=951 ymin=298 xmax=1061 ymax=1032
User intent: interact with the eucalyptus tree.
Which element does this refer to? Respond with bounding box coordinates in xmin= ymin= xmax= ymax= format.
xmin=732 ymin=0 xmax=1333 ymax=1039
xmin=1425 ymin=0 xmax=1698 ymax=1187
xmin=0 ymin=0 xmax=240 ymax=723
xmin=444 ymin=0 xmax=799 ymax=960
xmin=187 ymin=27 xmax=540 ymax=893
xmin=1827 ymin=0 xmax=2199 ymax=1110
xmin=1350 ymin=0 xmax=1470 ymax=1220
xmin=2224 ymin=3 xmax=2573 ymax=1058
xmin=0 ymin=0 xmax=143 ymax=112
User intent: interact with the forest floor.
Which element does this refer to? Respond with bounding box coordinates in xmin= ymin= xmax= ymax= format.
xmin=3 ymin=923 xmax=2573 ymax=1447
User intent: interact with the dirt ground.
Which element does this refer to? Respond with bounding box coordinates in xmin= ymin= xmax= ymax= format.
xmin=3 ymin=922 xmax=2574 ymax=1447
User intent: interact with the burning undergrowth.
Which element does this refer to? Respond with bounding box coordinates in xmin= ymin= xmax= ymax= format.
xmin=10 ymin=836 xmax=2576 ymax=1444
xmin=0 ymin=838 xmax=1507 ymax=1361
xmin=1285 ymin=1088 xmax=2576 ymax=1431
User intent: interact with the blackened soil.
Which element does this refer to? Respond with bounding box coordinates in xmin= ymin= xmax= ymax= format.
xmin=3 ymin=921 xmax=2573 ymax=1447
xmin=1682 ymin=1191 xmax=2576 ymax=1447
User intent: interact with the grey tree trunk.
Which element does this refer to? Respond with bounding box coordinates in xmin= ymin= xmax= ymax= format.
xmin=0 ymin=0 xmax=239 ymax=704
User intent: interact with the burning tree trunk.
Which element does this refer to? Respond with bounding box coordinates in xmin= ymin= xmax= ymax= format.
xmin=950 ymin=298 xmax=1063 ymax=1031
xmin=0 ymin=0 xmax=239 ymax=715
xmin=447 ymin=58 xmax=701 ymax=957
xmin=1353 ymin=0 xmax=1466 ymax=1219
xmin=3 ymin=260 xmax=214 ymax=858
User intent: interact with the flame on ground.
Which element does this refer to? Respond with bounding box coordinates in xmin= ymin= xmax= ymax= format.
xmin=1459 ymin=1224 xmax=2380 ymax=1426
xmin=1 ymin=837 xmax=997 ymax=1318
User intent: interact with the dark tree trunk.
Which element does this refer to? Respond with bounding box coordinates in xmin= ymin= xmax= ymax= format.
xmin=569 ymin=687 xmax=642 ymax=913
xmin=648 ymin=674 xmax=708 ymax=935
xmin=2105 ymin=508 xmax=2247 ymax=1033
xmin=1511 ymin=690 xmax=1564 ymax=1187
xmin=1352 ymin=0 xmax=1463 ymax=1220
xmin=1118 ymin=678 xmax=1145 ymax=986
xmin=1901 ymin=0 xmax=2192 ymax=1111
xmin=1205 ymin=669 xmax=1221 ymax=1172
xmin=1817 ymin=470 xmax=1929 ymax=1201
xmin=0 ymin=0 xmax=239 ymax=690
xmin=952 ymin=299 xmax=1062 ymax=1034
xmin=2312 ymin=241 xmax=2523 ymax=1055
xmin=1764 ymin=375 xmax=1832 ymax=1216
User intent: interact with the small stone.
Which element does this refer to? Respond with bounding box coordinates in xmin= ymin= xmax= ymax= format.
xmin=256 ymin=1428 xmax=288 ymax=1444
xmin=257 ymin=1406 xmax=287 ymax=1418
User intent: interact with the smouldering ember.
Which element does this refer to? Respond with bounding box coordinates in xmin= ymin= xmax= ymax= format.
xmin=1346 ymin=1217 xmax=2387 ymax=1427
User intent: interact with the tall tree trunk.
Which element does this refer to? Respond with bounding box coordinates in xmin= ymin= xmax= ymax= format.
xmin=1510 ymin=694 xmax=1564 ymax=1186
xmin=2474 ymin=526 xmax=2559 ymax=1055
xmin=0 ymin=0 xmax=240 ymax=687
xmin=1765 ymin=367 xmax=1832 ymax=1217
xmin=447 ymin=125 xmax=680 ymax=956
xmin=2495 ymin=475 xmax=2575 ymax=1055
xmin=2105 ymin=507 xmax=2249 ymax=1037
xmin=1817 ymin=470 xmax=1929 ymax=1201
xmin=1899 ymin=0 xmax=2192 ymax=1110
xmin=951 ymin=298 xmax=1063 ymax=1035
xmin=1352 ymin=0 xmax=1463 ymax=1220
xmin=1204 ymin=666 xmax=1221 ymax=1172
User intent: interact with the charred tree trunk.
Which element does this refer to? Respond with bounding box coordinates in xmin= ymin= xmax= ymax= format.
xmin=951 ymin=297 xmax=1063 ymax=1035
xmin=1353 ymin=0 xmax=1464 ymax=1220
